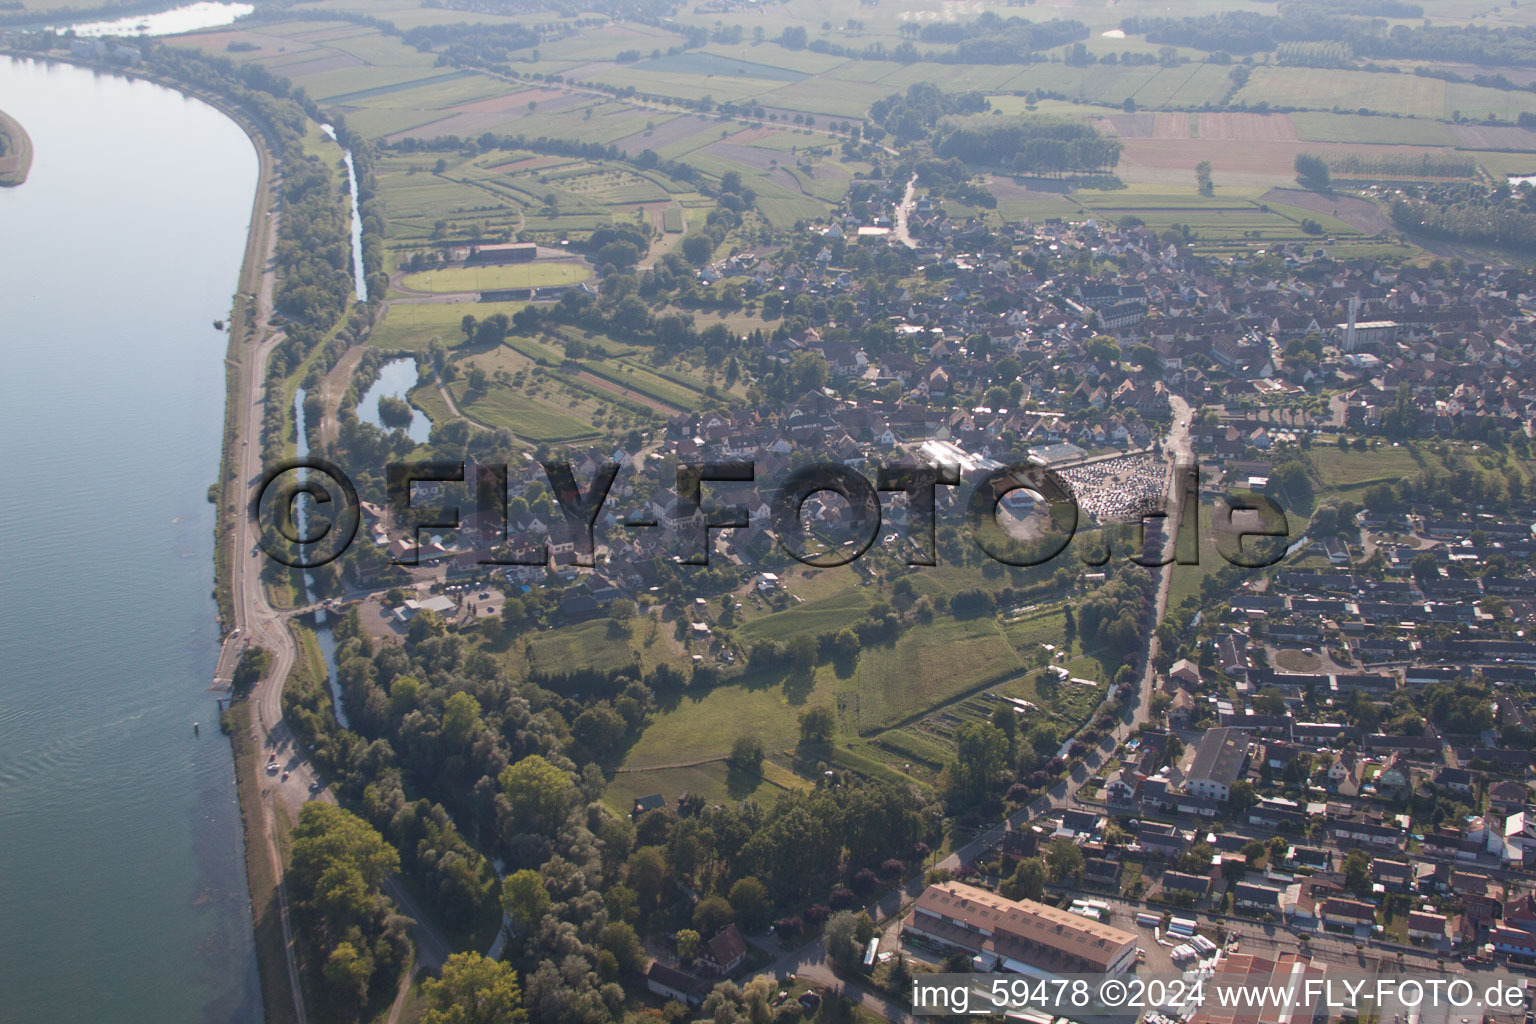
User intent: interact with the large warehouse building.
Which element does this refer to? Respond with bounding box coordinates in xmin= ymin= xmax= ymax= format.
xmin=904 ymin=881 xmax=1139 ymax=978
xmin=1190 ymin=952 xmax=1327 ymax=1024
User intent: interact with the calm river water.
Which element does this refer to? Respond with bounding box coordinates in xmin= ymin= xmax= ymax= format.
xmin=0 ymin=57 xmax=263 ymax=1023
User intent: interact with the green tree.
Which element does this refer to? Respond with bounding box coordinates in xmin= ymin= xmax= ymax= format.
xmin=1177 ymin=842 xmax=1214 ymax=874
xmin=824 ymin=910 xmax=862 ymax=971
xmin=605 ymin=883 xmax=638 ymax=924
xmin=1295 ymin=153 xmax=1331 ymax=191
xmin=421 ymin=952 xmax=527 ymax=1024
xmin=500 ymin=869 xmax=550 ymax=932
xmin=289 ymin=803 xmax=400 ymax=916
xmin=787 ymin=632 xmax=818 ymax=670
xmin=443 ymin=691 xmax=482 ymax=745
xmin=626 ymin=845 xmax=669 ymax=911
xmin=1342 ymin=849 xmax=1371 ymax=896
xmin=407 ymin=608 xmax=446 ymax=645
xmin=1001 ymin=856 xmax=1047 ymax=901
xmin=799 ymin=706 xmax=835 ymax=745
xmin=1196 ymin=160 xmax=1213 ymax=196
xmin=676 ymin=928 xmax=701 ymax=960
xmin=728 ymin=735 xmax=764 ymax=774
xmin=682 ymin=234 xmax=715 ymax=266
xmin=601 ymin=921 xmax=647 ymax=975
xmin=1044 ymin=837 xmax=1084 ymax=883
xmin=950 ymin=721 xmax=1008 ymax=802
xmin=323 ymin=941 xmax=373 ymax=1009
xmin=499 ymin=755 xmax=574 ymax=832
xmin=1270 ymin=460 xmax=1315 ymax=512
xmin=694 ymin=895 xmax=735 ymax=934
xmin=389 ymin=674 xmax=421 ymax=716
xmin=1085 ymin=335 xmax=1122 ymax=364
xmin=728 ymin=877 xmax=772 ymax=933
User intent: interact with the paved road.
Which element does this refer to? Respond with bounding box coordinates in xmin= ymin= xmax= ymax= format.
xmin=935 ymin=397 xmax=1195 ymax=873
xmin=214 ymin=177 xmax=311 ymax=1024
xmin=893 ymin=175 xmax=919 ymax=250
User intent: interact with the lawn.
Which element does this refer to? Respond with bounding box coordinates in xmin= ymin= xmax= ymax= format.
xmin=1166 ymin=500 xmax=1226 ymax=614
xmin=844 ymin=615 xmax=1025 ymax=732
xmin=619 ymin=672 xmax=841 ymax=772
xmin=1444 ymin=80 xmax=1536 ymax=122
xmin=1275 ymin=650 xmax=1325 ymax=672
xmin=603 ymin=755 xmax=809 ymax=816
xmin=375 ymin=164 xmax=526 ymax=244
xmin=308 ymin=67 xmax=470 ymax=105
xmin=370 ymin=300 xmax=531 ymax=352
xmin=602 ymin=567 xmax=1114 ymax=799
xmin=449 ymin=380 xmax=604 ymax=442
xmin=999 ymin=606 xmax=1068 ymax=655
xmin=526 ymin=618 xmax=646 ymax=676
xmin=865 ymin=727 xmax=953 ymax=774
xmin=1309 ymin=445 xmax=1422 ymax=502
xmin=1128 ymin=62 xmax=1236 ymax=109
xmin=398 ymin=262 xmax=591 ymax=293
xmin=736 ymin=589 xmax=877 ymax=643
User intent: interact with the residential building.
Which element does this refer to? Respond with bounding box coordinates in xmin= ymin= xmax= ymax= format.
xmin=1184 ymin=727 xmax=1250 ymax=802
xmin=698 ymin=924 xmax=747 ymax=976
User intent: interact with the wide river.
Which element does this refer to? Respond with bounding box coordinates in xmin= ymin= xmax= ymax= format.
xmin=0 ymin=57 xmax=263 ymax=1023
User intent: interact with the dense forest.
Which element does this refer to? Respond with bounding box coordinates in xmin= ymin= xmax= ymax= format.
xmin=908 ymin=14 xmax=1090 ymax=64
xmin=936 ymin=118 xmax=1122 ymax=177
xmin=1390 ymin=183 xmax=1536 ymax=253
xmin=1316 ymin=150 xmax=1477 ymax=181
xmin=868 ymin=82 xmax=990 ymax=142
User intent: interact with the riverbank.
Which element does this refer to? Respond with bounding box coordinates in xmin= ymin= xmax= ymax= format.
xmin=0 ymin=106 xmax=33 ymax=186
xmin=228 ymin=700 xmax=301 ymax=1024
xmin=185 ymin=62 xmax=308 ymax=1024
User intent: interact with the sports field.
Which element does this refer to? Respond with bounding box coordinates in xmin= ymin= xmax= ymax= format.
xmin=397 ymin=262 xmax=590 ymax=294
